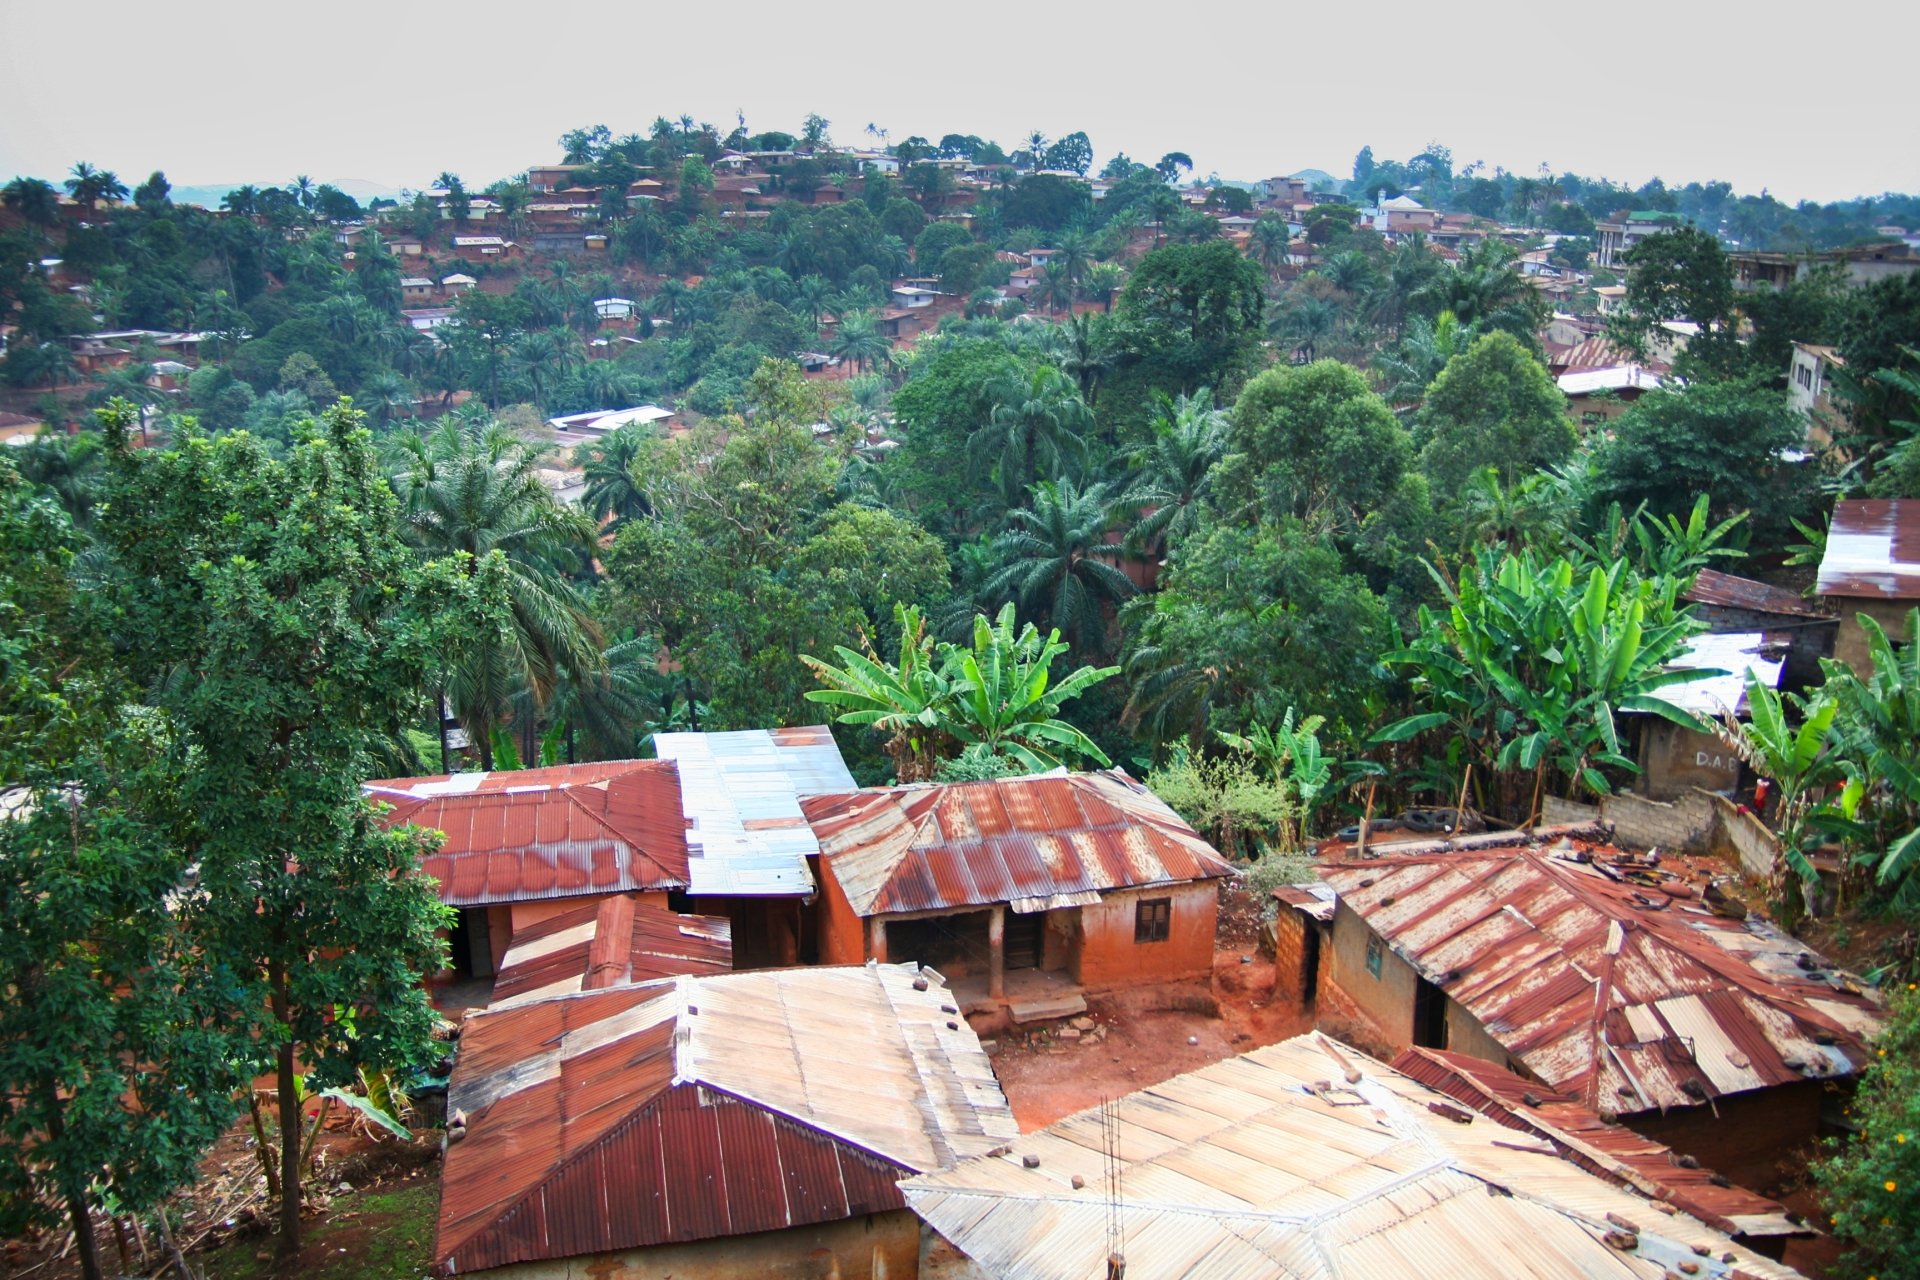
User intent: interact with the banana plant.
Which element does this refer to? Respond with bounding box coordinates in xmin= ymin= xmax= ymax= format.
xmin=1219 ymin=707 xmax=1337 ymax=846
xmin=1712 ymin=671 xmax=1841 ymax=889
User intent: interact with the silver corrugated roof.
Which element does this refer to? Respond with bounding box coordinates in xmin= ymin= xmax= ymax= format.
xmin=653 ymin=726 xmax=855 ymax=897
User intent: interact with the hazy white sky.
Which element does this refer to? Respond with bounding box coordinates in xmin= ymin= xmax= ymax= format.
xmin=2 ymin=0 xmax=1913 ymax=205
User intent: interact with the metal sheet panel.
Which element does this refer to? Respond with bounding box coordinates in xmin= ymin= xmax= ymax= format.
xmin=654 ymin=728 xmax=854 ymax=897
xmin=1817 ymin=498 xmax=1920 ymax=599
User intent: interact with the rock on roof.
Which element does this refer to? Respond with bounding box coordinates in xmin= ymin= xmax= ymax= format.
xmin=802 ymin=769 xmax=1235 ymax=917
xmin=903 ymin=1034 xmax=1808 ymax=1280
xmin=1319 ymin=848 xmax=1881 ymax=1112
xmin=435 ymin=963 xmax=1018 ymax=1273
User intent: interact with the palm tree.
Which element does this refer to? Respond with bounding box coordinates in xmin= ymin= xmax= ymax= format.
xmin=1054 ymin=226 xmax=1094 ymax=282
xmin=970 ymin=365 xmax=1093 ymax=502
xmin=1413 ymin=239 xmax=1542 ymax=338
xmin=291 ymin=174 xmax=317 ymax=211
xmin=508 ymin=328 xmax=582 ymax=408
xmin=1249 ymin=215 xmax=1291 ymax=275
xmin=1123 ymin=389 xmax=1229 ymax=556
xmin=985 ymin=478 xmax=1138 ymax=655
xmin=828 ymin=309 xmax=891 ymax=373
xmin=358 ymin=371 xmax=418 ymax=428
xmin=578 ymin=424 xmax=654 ymax=530
xmin=2 ymin=177 xmax=60 ymax=227
xmin=1034 ymin=262 xmax=1076 ymax=314
xmin=1079 ymin=261 xmax=1125 ymax=312
xmin=1272 ymin=295 xmax=1338 ymax=362
xmin=1024 ymin=130 xmax=1050 ymax=172
xmin=647 ymin=278 xmax=690 ymax=328
xmin=1372 ymin=310 xmax=1471 ymax=407
xmin=388 ymin=418 xmax=603 ymax=768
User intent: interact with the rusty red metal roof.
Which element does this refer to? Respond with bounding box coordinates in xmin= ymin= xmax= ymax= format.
xmin=368 ymin=762 xmax=688 ymax=906
xmin=1320 ymin=848 xmax=1882 ymax=1114
xmin=434 ymin=965 xmax=1017 ymax=1274
xmin=1685 ymin=568 xmax=1828 ymax=618
xmin=1817 ymin=498 xmax=1920 ymax=599
xmin=802 ymin=769 xmax=1235 ymax=917
xmin=1394 ymin=1046 xmax=1806 ymax=1239
xmin=489 ymin=895 xmax=732 ymax=1007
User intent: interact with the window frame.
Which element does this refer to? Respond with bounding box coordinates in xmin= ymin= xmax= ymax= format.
xmin=1134 ymin=896 xmax=1172 ymax=944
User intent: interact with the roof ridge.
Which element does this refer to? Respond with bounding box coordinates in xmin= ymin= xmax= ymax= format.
xmin=563 ymin=786 xmax=685 ymax=889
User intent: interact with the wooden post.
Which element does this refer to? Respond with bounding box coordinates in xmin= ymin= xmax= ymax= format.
xmin=988 ymin=906 xmax=1006 ymax=1000
xmin=870 ymin=916 xmax=888 ymax=964
xmin=1355 ymin=783 xmax=1378 ymax=858
xmin=1451 ymin=765 xmax=1473 ymax=837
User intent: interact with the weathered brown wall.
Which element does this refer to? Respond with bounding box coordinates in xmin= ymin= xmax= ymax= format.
xmin=1831 ymin=599 xmax=1913 ymax=675
xmin=1074 ymin=882 xmax=1217 ymax=991
xmin=813 ymin=856 xmax=867 ymax=968
xmin=472 ymin=1208 xmax=922 ymax=1280
xmin=1320 ymin=901 xmax=1418 ymax=1049
xmin=1625 ymin=1080 xmax=1834 ymax=1194
xmin=1442 ymin=1000 xmax=1510 ymax=1066
xmin=1270 ymin=908 xmax=1314 ymax=1004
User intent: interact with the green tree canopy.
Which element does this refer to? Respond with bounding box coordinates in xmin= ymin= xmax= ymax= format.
xmin=1414 ymin=330 xmax=1575 ymax=494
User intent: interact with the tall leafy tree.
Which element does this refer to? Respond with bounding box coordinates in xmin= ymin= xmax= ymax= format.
xmin=1414 ymin=330 xmax=1576 ymax=494
xmin=99 ymin=401 xmax=509 ymax=1256
xmin=0 ymin=452 xmax=242 ymax=1280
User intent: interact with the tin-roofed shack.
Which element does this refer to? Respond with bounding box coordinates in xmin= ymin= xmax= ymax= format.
xmin=1816 ymin=498 xmax=1920 ymax=672
xmin=1308 ymin=842 xmax=1882 ymax=1190
xmin=433 ymin=962 xmax=1018 ymax=1279
xmin=801 ymin=770 xmax=1234 ymax=1020
xmin=902 ymin=1034 xmax=1810 ymax=1280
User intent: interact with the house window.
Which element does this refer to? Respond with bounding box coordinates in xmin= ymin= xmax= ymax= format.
xmin=1365 ymin=935 xmax=1384 ymax=978
xmin=1135 ymin=898 xmax=1171 ymax=943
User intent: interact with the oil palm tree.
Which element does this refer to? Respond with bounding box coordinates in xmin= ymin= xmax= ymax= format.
xmin=828 ymin=309 xmax=891 ymax=373
xmin=1249 ymin=215 xmax=1291 ymax=275
xmin=1373 ymin=310 xmax=1471 ymax=408
xmin=970 ymin=365 xmax=1092 ymax=504
xmin=578 ymin=424 xmax=654 ymax=531
xmin=388 ymin=418 xmax=603 ymax=768
xmin=1080 ymin=261 xmax=1125 ymax=313
xmin=985 ymin=478 xmax=1138 ymax=655
xmin=2 ymin=177 xmax=60 ymax=227
xmin=1122 ymin=388 xmax=1229 ymax=556
xmin=1034 ymin=262 xmax=1076 ymax=314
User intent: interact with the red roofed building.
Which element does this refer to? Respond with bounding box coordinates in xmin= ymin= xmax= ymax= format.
xmin=366 ymin=761 xmax=688 ymax=981
xmin=1309 ymin=845 xmax=1883 ymax=1189
xmin=802 ymin=770 xmax=1234 ymax=1016
xmin=433 ymin=963 xmax=1017 ymax=1278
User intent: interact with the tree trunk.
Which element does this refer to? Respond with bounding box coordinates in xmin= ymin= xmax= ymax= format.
xmin=43 ymin=1086 xmax=105 ymax=1280
xmin=269 ymin=961 xmax=302 ymax=1257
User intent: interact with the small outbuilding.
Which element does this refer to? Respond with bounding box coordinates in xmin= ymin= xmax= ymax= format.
xmin=1816 ymin=497 xmax=1920 ymax=672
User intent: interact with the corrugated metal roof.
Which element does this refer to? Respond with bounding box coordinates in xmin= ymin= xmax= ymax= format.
xmin=369 ymin=763 xmax=688 ymax=906
xmin=1634 ymin=632 xmax=1785 ymax=718
xmin=902 ymin=1034 xmax=1808 ymax=1280
xmin=652 ymin=726 xmax=855 ymax=897
xmin=1685 ymin=568 xmax=1827 ymax=619
xmin=1394 ymin=1047 xmax=1806 ymax=1239
xmin=435 ymin=962 xmax=1018 ymax=1274
xmin=803 ymin=770 xmax=1235 ymax=917
xmin=489 ymin=895 xmax=732 ymax=1008
xmin=1817 ymin=498 xmax=1920 ymax=599
xmin=1319 ymin=850 xmax=1881 ymax=1113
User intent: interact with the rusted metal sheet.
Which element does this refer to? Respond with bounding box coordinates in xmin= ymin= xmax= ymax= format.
xmin=1817 ymin=498 xmax=1920 ymax=599
xmin=902 ymin=1034 xmax=1810 ymax=1280
xmin=435 ymin=963 xmax=1017 ymax=1275
xmin=1395 ymin=1046 xmax=1806 ymax=1239
xmin=490 ymin=894 xmax=732 ymax=1007
xmin=1685 ymin=568 xmax=1827 ymax=618
xmin=368 ymin=762 xmax=688 ymax=906
xmin=1321 ymin=849 xmax=1882 ymax=1113
xmin=803 ymin=770 xmax=1235 ymax=917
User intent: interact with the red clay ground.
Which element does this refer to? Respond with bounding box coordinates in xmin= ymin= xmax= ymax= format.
xmin=990 ymin=886 xmax=1313 ymax=1130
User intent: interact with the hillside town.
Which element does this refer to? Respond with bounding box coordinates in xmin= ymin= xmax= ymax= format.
xmin=4 ymin=46 xmax=1920 ymax=1280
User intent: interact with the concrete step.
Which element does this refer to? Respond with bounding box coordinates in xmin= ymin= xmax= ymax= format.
xmin=1008 ymin=991 xmax=1089 ymax=1024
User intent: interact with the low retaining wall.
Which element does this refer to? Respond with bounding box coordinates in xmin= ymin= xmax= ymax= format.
xmin=1543 ymin=789 xmax=1779 ymax=876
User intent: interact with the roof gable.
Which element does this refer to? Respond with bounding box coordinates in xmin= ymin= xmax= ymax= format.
xmin=804 ymin=770 xmax=1235 ymax=916
xmin=490 ymin=894 xmax=732 ymax=1007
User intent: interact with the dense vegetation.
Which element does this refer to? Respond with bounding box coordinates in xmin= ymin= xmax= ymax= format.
xmin=3 ymin=121 xmax=1920 ymax=1277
